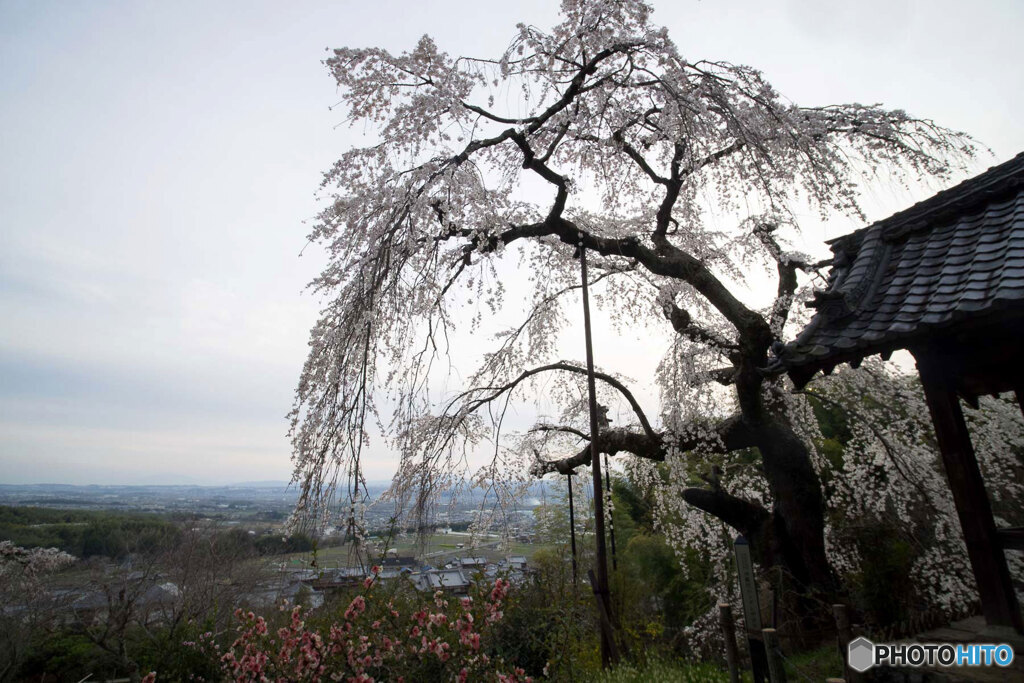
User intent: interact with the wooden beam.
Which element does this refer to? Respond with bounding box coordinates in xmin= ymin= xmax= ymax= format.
xmin=914 ymin=350 xmax=1023 ymax=633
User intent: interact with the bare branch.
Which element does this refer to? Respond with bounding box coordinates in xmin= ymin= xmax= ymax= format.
xmin=450 ymin=360 xmax=657 ymax=441
xmin=531 ymin=423 xmax=591 ymax=441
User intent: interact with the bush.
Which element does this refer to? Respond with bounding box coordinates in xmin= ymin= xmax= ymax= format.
xmin=183 ymin=569 xmax=535 ymax=682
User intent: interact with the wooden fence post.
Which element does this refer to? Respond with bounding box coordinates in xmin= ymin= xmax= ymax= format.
xmin=832 ymin=604 xmax=862 ymax=683
xmin=762 ymin=628 xmax=787 ymax=683
xmin=719 ymin=602 xmax=741 ymax=683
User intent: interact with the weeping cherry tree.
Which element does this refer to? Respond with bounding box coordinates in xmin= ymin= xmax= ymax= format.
xmin=289 ymin=0 xmax=977 ymax=609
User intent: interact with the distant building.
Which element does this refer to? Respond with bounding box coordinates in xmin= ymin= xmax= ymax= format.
xmin=409 ymin=568 xmax=471 ymax=595
xmin=381 ymin=555 xmax=417 ymax=570
xmin=310 ymin=566 xmax=364 ymax=590
xmin=245 ymin=580 xmax=323 ymax=610
xmin=458 ymin=557 xmax=488 ymax=570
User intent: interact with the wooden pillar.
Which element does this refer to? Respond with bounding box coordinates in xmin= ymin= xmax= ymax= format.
xmin=914 ymin=350 xmax=1023 ymax=633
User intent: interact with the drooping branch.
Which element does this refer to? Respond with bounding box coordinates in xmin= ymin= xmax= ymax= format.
xmin=531 ymin=423 xmax=591 ymax=442
xmin=796 ymin=388 xmax=917 ymax=488
xmin=481 ymin=264 xmax=636 ymax=373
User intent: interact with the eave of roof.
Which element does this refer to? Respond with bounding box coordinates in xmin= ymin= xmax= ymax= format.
xmin=774 ymin=152 xmax=1024 ymax=388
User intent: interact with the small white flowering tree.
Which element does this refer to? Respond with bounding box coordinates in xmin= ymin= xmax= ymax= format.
xmin=0 ymin=542 xmax=76 ymax=681
xmin=290 ymin=0 xmax=977 ymax=610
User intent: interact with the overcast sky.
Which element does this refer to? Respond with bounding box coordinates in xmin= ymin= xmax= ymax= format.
xmin=1 ymin=0 xmax=1022 ymax=485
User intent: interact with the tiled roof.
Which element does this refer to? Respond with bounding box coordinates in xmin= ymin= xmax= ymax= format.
xmin=776 ymin=152 xmax=1024 ymax=387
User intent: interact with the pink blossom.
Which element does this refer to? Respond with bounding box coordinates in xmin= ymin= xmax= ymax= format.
xmin=344 ymin=595 xmax=367 ymax=620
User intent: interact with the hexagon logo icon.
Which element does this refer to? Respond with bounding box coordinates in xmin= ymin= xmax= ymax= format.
xmin=848 ymin=637 xmax=875 ymax=673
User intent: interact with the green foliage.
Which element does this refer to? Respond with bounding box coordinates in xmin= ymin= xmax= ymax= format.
xmin=132 ymin=618 xmax=224 ymax=682
xmin=0 ymin=506 xmax=177 ymax=559
xmin=18 ymin=629 xmax=116 ymax=682
xmin=15 ymin=619 xmax=224 ymax=682
xmin=615 ymin=534 xmax=714 ymax=651
xmin=254 ymin=530 xmax=315 ymax=555
xmin=808 ymin=394 xmax=853 ymax=445
xmin=845 ymin=521 xmax=916 ymax=627
xmin=612 ymin=476 xmax=654 ymax=534
xmin=489 ymin=580 xmax=564 ymax=677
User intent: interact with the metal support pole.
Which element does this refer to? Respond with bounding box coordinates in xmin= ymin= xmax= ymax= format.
xmin=567 ymin=472 xmax=578 ymax=588
xmin=580 ymin=242 xmax=616 ymax=667
xmin=604 ymin=452 xmax=617 ymax=572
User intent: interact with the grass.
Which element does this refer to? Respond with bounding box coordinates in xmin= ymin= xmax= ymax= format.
xmin=595 ymin=658 xmax=731 ymax=683
xmin=590 ymin=644 xmax=843 ymax=683
xmin=780 ymin=644 xmax=844 ymax=682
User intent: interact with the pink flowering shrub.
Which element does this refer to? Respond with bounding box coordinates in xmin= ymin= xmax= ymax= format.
xmin=213 ymin=570 xmax=533 ymax=682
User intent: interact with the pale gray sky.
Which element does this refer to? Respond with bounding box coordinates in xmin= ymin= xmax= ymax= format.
xmin=1 ymin=0 xmax=1021 ymax=484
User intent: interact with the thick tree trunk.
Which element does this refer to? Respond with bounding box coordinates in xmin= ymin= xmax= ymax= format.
xmin=683 ymin=412 xmax=836 ymax=644
xmin=755 ymin=418 xmax=835 ymax=594
xmin=681 ymin=415 xmax=835 ymax=596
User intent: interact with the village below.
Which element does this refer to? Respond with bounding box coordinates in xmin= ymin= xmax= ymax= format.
xmin=0 ymin=480 xmax=550 ymax=603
